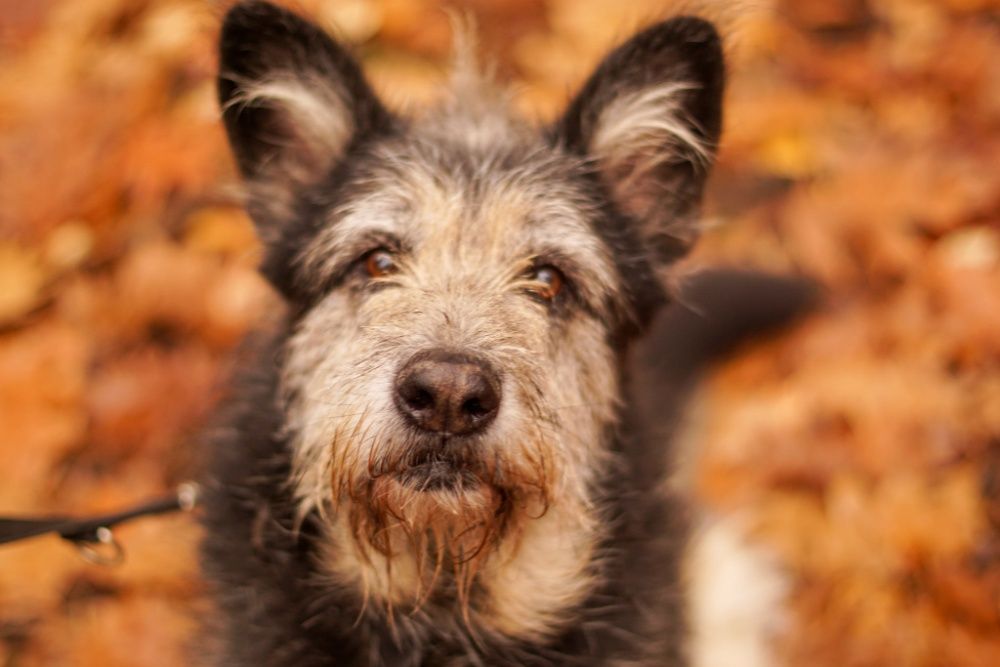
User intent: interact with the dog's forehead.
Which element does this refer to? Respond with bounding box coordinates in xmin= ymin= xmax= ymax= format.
xmin=374 ymin=132 xmax=589 ymax=242
xmin=302 ymin=115 xmax=620 ymax=298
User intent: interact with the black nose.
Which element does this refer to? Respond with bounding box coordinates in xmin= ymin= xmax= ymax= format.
xmin=394 ymin=350 xmax=501 ymax=436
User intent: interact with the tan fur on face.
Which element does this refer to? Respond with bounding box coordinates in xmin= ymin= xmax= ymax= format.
xmin=280 ymin=113 xmax=623 ymax=640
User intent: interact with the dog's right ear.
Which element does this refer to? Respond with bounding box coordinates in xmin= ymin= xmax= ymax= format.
xmin=218 ymin=1 xmax=391 ymax=227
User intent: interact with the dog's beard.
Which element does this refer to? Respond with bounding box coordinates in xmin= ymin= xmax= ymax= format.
xmin=332 ymin=437 xmax=551 ymax=615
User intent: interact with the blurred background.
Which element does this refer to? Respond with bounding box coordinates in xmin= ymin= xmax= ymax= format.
xmin=0 ymin=0 xmax=998 ymax=665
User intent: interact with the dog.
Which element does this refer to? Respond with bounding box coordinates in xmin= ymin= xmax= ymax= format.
xmin=200 ymin=2 xmax=811 ymax=665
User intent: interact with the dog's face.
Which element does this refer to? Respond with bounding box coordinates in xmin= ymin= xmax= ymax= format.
xmin=219 ymin=0 xmax=722 ymax=627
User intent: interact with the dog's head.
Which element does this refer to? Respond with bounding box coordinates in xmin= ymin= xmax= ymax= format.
xmin=219 ymin=0 xmax=723 ymax=618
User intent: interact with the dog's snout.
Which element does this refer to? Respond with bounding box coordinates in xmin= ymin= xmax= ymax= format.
xmin=394 ymin=351 xmax=501 ymax=436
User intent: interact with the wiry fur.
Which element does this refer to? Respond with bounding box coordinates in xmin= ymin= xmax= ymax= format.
xmin=224 ymin=73 xmax=354 ymax=172
xmin=590 ymin=82 xmax=712 ymax=247
xmin=198 ymin=3 xmax=804 ymax=666
xmin=592 ymin=83 xmax=711 ymax=168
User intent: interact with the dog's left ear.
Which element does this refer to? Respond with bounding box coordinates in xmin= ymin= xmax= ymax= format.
xmin=556 ymin=17 xmax=724 ymax=263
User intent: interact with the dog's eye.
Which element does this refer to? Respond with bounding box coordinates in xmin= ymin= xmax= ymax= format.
xmin=528 ymin=265 xmax=565 ymax=302
xmin=364 ymin=249 xmax=397 ymax=278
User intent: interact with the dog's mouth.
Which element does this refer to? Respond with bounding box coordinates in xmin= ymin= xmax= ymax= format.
xmin=396 ymin=450 xmax=481 ymax=492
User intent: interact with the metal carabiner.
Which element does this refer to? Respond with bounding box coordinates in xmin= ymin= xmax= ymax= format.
xmin=74 ymin=526 xmax=125 ymax=566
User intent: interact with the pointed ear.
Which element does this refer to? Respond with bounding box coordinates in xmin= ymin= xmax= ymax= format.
xmin=218 ymin=1 xmax=391 ymax=226
xmin=555 ymin=17 xmax=724 ymax=264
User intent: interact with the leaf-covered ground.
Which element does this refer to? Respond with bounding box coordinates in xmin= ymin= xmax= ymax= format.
xmin=0 ymin=1 xmax=998 ymax=665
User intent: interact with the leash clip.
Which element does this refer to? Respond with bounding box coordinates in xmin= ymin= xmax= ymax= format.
xmin=74 ymin=526 xmax=125 ymax=566
xmin=0 ymin=481 xmax=200 ymax=565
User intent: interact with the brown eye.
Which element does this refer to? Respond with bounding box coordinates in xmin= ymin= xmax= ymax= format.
xmin=365 ymin=249 xmax=397 ymax=278
xmin=530 ymin=265 xmax=564 ymax=301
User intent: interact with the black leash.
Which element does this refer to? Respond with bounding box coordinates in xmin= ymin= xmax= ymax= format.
xmin=0 ymin=482 xmax=199 ymax=565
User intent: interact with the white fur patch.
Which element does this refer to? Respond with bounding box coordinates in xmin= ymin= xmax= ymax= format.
xmin=686 ymin=516 xmax=788 ymax=667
